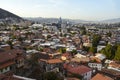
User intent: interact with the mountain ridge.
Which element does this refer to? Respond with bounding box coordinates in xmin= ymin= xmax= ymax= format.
xmin=0 ymin=8 xmax=25 ymax=24
xmin=0 ymin=8 xmax=22 ymax=19
xmin=0 ymin=8 xmax=120 ymax=24
xmin=26 ymin=17 xmax=120 ymax=23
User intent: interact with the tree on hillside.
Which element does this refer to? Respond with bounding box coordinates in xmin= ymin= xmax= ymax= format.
xmin=100 ymin=44 xmax=115 ymax=59
xmin=92 ymin=34 xmax=101 ymax=47
xmin=81 ymin=30 xmax=86 ymax=35
xmin=83 ymin=46 xmax=90 ymax=52
xmin=6 ymin=40 xmax=13 ymax=49
xmin=106 ymin=32 xmax=112 ymax=37
xmin=18 ymin=37 xmax=24 ymax=43
xmin=71 ymin=49 xmax=77 ymax=56
xmin=59 ymin=48 xmax=66 ymax=54
xmin=114 ymin=45 xmax=120 ymax=61
xmin=47 ymin=35 xmax=52 ymax=39
xmin=80 ymin=26 xmax=87 ymax=35
xmin=89 ymin=46 xmax=97 ymax=54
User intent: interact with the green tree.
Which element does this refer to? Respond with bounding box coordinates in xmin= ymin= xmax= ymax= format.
xmin=11 ymin=35 xmax=17 ymax=39
xmin=38 ymin=47 xmax=43 ymax=52
xmin=80 ymin=26 xmax=86 ymax=30
xmin=89 ymin=47 xmax=97 ymax=53
xmin=71 ymin=49 xmax=77 ymax=56
xmin=6 ymin=40 xmax=13 ymax=49
xmin=100 ymin=44 xmax=115 ymax=59
xmin=81 ymin=30 xmax=86 ymax=35
xmin=92 ymin=34 xmax=101 ymax=47
xmin=47 ymin=35 xmax=51 ymax=39
xmin=83 ymin=46 xmax=90 ymax=52
xmin=59 ymin=48 xmax=66 ymax=53
xmin=18 ymin=37 xmax=24 ymax=42
xmin=106 ymin=32 xmax=112 ymax=37
xmin=114 ymin=45 xmax=120 ymax=61
xmin=80 ymin=26 xmax=86 ymax=35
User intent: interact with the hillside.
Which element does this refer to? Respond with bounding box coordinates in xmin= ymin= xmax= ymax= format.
xmin=100 ymin=18 xmax=120 ymax=23
xmin=0 ymin=8 xmax=25 ymax=24
xmin=0 ymin=8 xmax=22 ymax=19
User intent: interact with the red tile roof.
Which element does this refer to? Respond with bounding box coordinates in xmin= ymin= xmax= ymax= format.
xmin=47 ymin=59 xmax=63 ymax=64
xmin=0 ymin=53 xmax=15 ymax=63
xmin=69 ymin=65 xmax=91 ymax=75
xmin=0 ymin=49 xmax=24 ymax=63
xmin=91 ymin=73 xmax=114 ymax=80
xmin=40 ymin=59 xmax=63 ymax=64
xmin=64 ymin=64 xmax=91 ymax=75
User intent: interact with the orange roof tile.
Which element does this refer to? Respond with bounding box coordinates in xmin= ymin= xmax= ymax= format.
xmin=68 ymin=65 xmax=91 ymax=75
xmin=91 ymin=73 xmax=114 ymax=80
xmin=47 ymin=59 xmax=63 ymax=64
xmin=39 ymin=59 xmax=63 ymax=64
xmin=0 ymin=53 xmax=15 ymax=63
xmin=64 ymin=64 xmax=91 ymax=75
xmin=0 ymin=49 xmax=24 ymax=63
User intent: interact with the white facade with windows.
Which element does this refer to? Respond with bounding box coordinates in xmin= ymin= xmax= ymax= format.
xmin=88 ymin=63 xmax=102 ymax=70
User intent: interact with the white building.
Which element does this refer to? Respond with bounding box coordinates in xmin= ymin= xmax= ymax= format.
xmin=88 ymin=63 xmax=102 ymax=70
xmin=97 ymin=45 xmax=106 ymax=52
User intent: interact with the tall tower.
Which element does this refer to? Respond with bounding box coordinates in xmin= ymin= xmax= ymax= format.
xmin=59 ymin=17 xmax=62 ymax=24
xmin=58 ymin=17 xmax=62 ymax=29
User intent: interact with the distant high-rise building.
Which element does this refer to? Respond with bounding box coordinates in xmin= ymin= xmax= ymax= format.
xmin=57 ymin=17 xmax=62 ymax=28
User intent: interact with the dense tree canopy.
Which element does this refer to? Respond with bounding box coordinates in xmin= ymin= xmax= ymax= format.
xmin=106 ymin=32 xmax=112 ymax=37
xmin=92 ymin=34 xmax=101 ymax=47
xmin=59 ymin=48 xmax=66 ymax=53
xmin=100 ymin=44 xmax=113 ymax=59
xmin=100 ymin=44 xmax=119 ymax=60
xmin=6 ymin=40 xmax=13 ymax=49
xmin=89 ymin=46 xmax=97 ymax=54
xmin=114 ymin=45 xmax=120 ymax=60
xmin=71 ymin=49 xmax=77 ymax=56
xmin=80 ymin=26 xmax=86 ymax=35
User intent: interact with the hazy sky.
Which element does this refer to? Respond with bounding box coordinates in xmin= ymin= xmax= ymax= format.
xmin=0 ymin=0 xmax=120 ymax=20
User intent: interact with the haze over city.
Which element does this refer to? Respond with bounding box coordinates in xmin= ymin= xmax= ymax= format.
xmin=1 ymin=0 xmax=120 ymax=21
